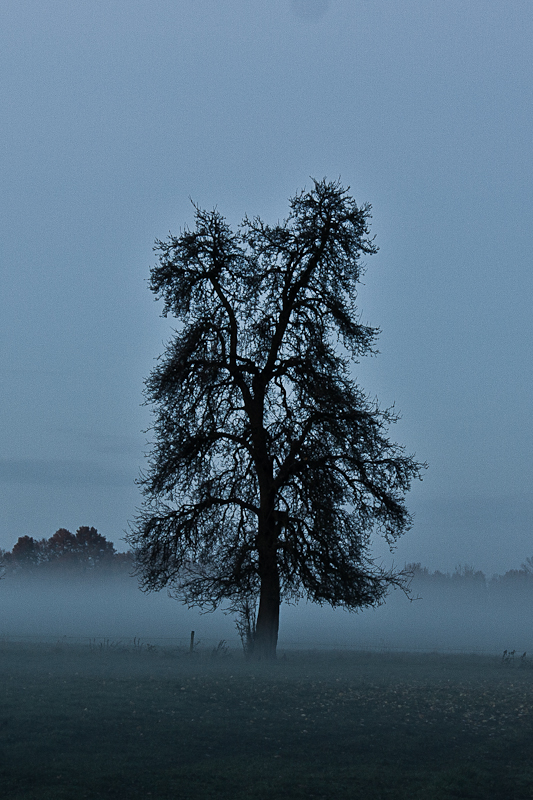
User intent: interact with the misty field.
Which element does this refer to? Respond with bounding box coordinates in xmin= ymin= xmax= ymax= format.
xmin=1 ymin=643 xmax=533 ymax=799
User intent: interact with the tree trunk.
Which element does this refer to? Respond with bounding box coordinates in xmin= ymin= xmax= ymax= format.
xmin=254 ymin=568 xmax=280 ymax=659
xmin=254 ymin=522 xmax=280 ymax=659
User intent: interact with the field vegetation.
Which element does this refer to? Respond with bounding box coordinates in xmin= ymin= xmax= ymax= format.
xmin=1 ymin=641 xmax=533 ymax=798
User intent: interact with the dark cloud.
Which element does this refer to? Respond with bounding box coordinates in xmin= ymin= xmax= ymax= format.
xmin=0 ymin=459 xmax=133 ymax=488
xmin=54 ymin=428 xmax=144 ymax=458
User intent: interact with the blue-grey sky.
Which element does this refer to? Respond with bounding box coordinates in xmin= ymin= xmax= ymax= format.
xmin=1 ymin=0 xmax=532 ymax=576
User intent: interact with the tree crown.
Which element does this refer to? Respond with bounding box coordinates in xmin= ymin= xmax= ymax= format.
xmin=131 ymin=179 xmax=425 ymax=618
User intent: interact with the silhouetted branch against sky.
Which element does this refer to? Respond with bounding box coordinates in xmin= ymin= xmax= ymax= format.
xmin=128 ymin=179 xmax=425 ymax=657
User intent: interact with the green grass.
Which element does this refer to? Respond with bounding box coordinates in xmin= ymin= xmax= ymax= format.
xmin=1 ymin=641 xmax=533 ymax=798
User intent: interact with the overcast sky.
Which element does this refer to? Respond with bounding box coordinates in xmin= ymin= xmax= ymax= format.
xmin=1 ymin=0 xmax=532 ymax=576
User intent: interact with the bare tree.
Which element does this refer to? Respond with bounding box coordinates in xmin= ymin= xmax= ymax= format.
xmin=129 ymin=179 xmax=425 ymax=658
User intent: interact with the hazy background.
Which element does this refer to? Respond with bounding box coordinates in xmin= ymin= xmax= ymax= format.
xmin=1 ymin=0 xmax=532 ymax=588
xmin=2 ymin=571 xmax=533 ymax=656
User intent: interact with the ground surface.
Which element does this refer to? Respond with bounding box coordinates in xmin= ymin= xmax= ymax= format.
xmin=1 ymin=641 xmax=532 ymax=799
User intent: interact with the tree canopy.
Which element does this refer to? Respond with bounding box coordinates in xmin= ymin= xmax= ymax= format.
xmin=129 ymin=179 xmax=425 ymax=658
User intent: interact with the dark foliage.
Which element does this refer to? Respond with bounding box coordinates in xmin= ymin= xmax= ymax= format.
xmin=129 ymin=179 xmax=425 ymax=657
xmin=1 ymin=528 xmax=132 ymax=575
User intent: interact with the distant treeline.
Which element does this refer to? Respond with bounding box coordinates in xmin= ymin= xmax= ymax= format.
xmin=2 ymin=533 xmax=533 ymax=592
xmin=0 ymin=528 xmax=133 ymax=577
xmin=406 ymin=561 xmax=533 ymax=592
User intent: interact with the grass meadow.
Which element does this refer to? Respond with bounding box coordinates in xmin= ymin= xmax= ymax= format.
xmin=1 ymin=640 xmax=533 ymax=799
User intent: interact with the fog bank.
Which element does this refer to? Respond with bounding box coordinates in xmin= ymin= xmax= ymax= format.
xmin=1 ymin=573 xmax=532 ymax=656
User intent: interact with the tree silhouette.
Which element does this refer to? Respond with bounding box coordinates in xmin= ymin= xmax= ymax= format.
xmin=48 ymin=528 xmax=78 ymax=566
xmin=3 ymin=528 xmax=119 ymax=574
xmin=74 ymin=526 xmax=116 ymax=565
xmin=129 ymin=179 xmax=425 ymax=658
xmin=10 ymin=535 xmax=41 ymax=569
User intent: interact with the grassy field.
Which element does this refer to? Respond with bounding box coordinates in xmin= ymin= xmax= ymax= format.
xmin=1 ymin=640 xmax=533 ymax=799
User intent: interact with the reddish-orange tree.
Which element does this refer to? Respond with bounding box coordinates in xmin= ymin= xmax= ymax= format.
xmin=129 ymin=180 xmax=424 ymax=659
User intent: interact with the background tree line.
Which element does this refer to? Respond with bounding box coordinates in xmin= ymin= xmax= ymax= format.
xmin=407 ymin=560 xmax=533 ymax=595
xmin=0 ymin=528 xmax=133 ymax=577
xmin=3 ymin=532 xmax=532 ymax=594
